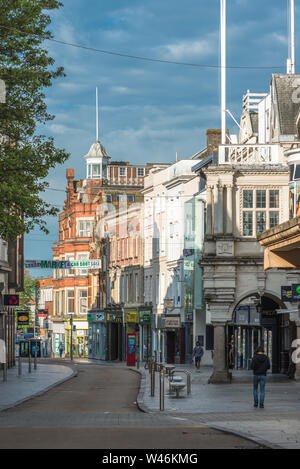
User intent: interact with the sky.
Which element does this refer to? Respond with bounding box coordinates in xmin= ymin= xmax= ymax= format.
xmin=25 ymin=0 xmax=299 ymax=277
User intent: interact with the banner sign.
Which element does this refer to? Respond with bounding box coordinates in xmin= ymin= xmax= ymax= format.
xmin=25 ymin=259 xmax=101 ymax=269
xmin=17 ymin=312 xmax=30 ymax=326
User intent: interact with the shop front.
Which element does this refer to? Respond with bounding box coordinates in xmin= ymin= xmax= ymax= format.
xmin=106 ymin=308 xmax=123 ymax=361
xmin=88 ymin=309 xmax=106 ymax=360
xmin=139 ymin=306 xmax=152 ymax=361
xmin=228 ymin=296 xmax=292 ymax=374
xmin=124 ymin=309 xmax=139 ymax=362
xmin=52 ymin=320 xmax=65 ymax=358
xmin=65 ymin=318 xmax=89 ymax=358
xmin=164 ymin=315 xmax=182 ymax=364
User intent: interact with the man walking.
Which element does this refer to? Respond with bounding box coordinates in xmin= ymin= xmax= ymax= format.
xmin=250 ymin=346 xmax=270 ymax=408
xmin=58 ymin=341 xmax=64 ymax=359
xmin=192 ymin=341 xmax=204 ymax=370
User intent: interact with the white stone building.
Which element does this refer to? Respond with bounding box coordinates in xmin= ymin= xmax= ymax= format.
xmin=195 ymin=74 xmax=300 ymax=383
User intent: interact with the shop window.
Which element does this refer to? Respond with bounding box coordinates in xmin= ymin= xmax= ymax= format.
xmin=295 ymin=164 xmax=300 ymax=180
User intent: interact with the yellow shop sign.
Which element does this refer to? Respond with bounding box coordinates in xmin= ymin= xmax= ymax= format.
xmin=125 ymin=312 xmax=139 ymax=323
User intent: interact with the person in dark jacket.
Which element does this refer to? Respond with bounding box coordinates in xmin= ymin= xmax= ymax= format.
xmin=250 ymin=346 xmax=270 ymax=408
xmin=192 ymin=341 xmax=204 ymax=370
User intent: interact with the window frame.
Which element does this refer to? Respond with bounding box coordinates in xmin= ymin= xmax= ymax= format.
xmin=241 ymin=188 xmax=280 ymax=237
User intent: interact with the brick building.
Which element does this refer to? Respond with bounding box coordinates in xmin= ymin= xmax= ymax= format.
xmin=52 ymin=139 xmax=152 ymax=358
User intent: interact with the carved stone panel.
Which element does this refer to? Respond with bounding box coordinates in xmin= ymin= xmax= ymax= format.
xmin=216 ymin=241 xmax=234 ymax=257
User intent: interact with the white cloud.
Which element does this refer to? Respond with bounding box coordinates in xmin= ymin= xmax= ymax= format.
xmin=111 ymin=86 xmax=137 ymax=95
xmin=158 ymin=34 xmax=217 ymax=61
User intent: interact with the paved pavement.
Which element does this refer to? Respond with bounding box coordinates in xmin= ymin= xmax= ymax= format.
xmin=1 ymin=357 xmax=300 ymax=448
xmin=0 ymin=361 xmax=76 ymax=411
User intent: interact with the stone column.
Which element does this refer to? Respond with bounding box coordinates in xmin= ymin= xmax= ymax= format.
xmin=206 ymin=186 xmax=213 ymax=235
xmin=226 ymin=185 xmax=233 ymax=234
xmin=208 ymin=322 xmax=232 ymax=384
xmin=214 ymin=184 xmax=224 ymax=234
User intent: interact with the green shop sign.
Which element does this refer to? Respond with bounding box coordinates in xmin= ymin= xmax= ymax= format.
xmin=139 ymin=308 xmax=152 ymax=324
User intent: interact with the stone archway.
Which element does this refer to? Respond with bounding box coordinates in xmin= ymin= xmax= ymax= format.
xmin=228 ymin=291 xmax=287 ymax=374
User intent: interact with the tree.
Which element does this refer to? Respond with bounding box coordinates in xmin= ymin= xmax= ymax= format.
xmin=0 ymin=0 xmax=70 ymax=240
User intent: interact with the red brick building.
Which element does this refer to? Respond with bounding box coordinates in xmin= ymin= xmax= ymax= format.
xmin=52 ymin=140 xmax=152 ymax=358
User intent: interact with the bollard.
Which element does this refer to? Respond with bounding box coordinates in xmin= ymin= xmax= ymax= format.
xmin=28 ymin=353 xmax=32 ymax=373
xmin=18 ymin=356 xmax=22 ymax=376
xmin=136 ymin=356 xmax=140 ymax=369
xmin=160 ymin=367 xmax=164 ymax=411
xmin=151 ymin=362 xmax=155 ymax=397
xmin=34 ymin=341 xmax=37 ymax=370
xmin=187 ymin=372 xmax=191 ymax=395
xmin=2 ymin=362 xmax=7 ymax=382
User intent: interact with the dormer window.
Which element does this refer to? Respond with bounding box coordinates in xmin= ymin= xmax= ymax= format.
xmin=92 ymin=164 xmax=100 ymax=178
xmin=87 ymin=164 xmax=101 ymax=179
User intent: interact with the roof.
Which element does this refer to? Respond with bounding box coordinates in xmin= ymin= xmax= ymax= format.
xmin=191 ymin=152 xmax=217 ymax=173
xmin=84 ymin=141 xmax=111 ymax=159
xmin=273 ymin=74 xmax=300 ymax=136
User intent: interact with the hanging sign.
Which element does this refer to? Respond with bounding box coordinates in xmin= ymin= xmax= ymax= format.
xmin=25 ymin=259 xmax=101 ymax=269
xmin=17 ymin=312 xmax=30 ymax=326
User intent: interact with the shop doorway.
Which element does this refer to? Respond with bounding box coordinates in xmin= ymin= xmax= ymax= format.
xmin=229 ymin=295 xmax=282 ymax=374
xmin=166 ymin=331 xmax=176 ymax=363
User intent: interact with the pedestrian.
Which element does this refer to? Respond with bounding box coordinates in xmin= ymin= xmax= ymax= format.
xmin=58 ymin=341 xmax=64 ymax=359
xmin=192 ymin=341 xmax=204 ymax=370
xmin=228 ymin=334 xmax=235 ymax=369
xmin=250 ymin=346 xmax=270 ymax=408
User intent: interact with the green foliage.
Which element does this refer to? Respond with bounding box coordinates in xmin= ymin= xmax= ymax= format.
xmin=0 ymin=0 xmax=69 ymax=240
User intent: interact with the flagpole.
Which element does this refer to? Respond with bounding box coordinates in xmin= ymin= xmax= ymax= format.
xmin=220 ymin=0 xmax=226 ymax=145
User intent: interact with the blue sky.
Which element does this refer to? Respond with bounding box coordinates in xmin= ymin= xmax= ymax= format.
xmin=25 ymin=0 xmax=298 ymax=277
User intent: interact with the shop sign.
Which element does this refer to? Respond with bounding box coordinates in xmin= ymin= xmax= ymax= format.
xmin=38 ymin=309 xmax=48 ymax=318
xmin=25 ymin=259 xmax=101 ymax=269
xmin=139 ymin=309 xmax=152 ymax=324
xmin=125 ymin=311 xmax=139 ymax=323
xmin=281 ymin=286 xmax=293 ymax=301
xmin=107 ymin=312 xmax=123 ymax=323
xmin=292 ymin=284 xmax=300 ymax=301
xmin=17 ymin=312 xmax=30 ymax=326
xmin=186 ymin=311 xmax=193 ymax=321
xmin=184 ymin=260 xmax=194 ymax=271
xmin=164 ymin=316 xmax=181 ymax=328
xmin=183 ymin=249 xmax=194 ymax=257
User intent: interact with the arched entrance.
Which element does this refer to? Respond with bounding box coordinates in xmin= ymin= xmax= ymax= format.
xmin=227 ymin=293 xmax=293 ymax=374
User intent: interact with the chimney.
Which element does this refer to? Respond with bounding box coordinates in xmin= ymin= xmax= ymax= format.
xmin=206 ymin=129 xmax=222 ymax=156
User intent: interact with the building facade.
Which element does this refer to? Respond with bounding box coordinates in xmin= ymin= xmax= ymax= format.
xmin=197 ymin=74 xmax=300 ymax=383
